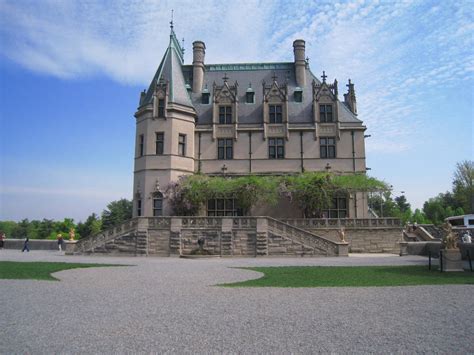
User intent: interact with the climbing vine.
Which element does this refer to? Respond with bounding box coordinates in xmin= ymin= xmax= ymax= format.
xmin=165 ymin=173 xmax=389 ymax=216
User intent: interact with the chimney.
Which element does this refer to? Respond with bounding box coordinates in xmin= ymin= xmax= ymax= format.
xmin=293 ymin=39 xmax=306 ymax=87
xmin=192 ymin=41 xmax=206 ymax=93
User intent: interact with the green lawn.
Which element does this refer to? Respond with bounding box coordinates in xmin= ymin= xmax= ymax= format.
xmin=0 ymin=261 xmax=125 ymax=281
xmin=220 ymin=265 xmax=474 ymax=287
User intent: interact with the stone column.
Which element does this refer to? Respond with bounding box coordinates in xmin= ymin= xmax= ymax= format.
xmin=256 ymin=218 xmax=268 ymax=256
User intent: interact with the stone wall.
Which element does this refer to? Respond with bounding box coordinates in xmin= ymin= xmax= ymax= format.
xmin=2 ymin=239 xmax=72 ymax=251
xmin=280 ymin=218 xmax=402 ymax=253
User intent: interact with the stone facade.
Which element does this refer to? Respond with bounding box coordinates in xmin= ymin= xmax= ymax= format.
xmin=133 ymin=26 xmax=370 ymax=219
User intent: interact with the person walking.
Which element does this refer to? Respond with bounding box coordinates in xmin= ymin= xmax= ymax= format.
xmin=0 ymin=232 xmax=5 ymax=249
xmin=22 ymin=237 xmax=30 ymax=252
xmin=57 ymin=233 xmax=64 ymax=251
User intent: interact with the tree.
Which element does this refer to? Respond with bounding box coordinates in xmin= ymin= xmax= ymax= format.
xmin=395 ymin=195 xmax=410 ymax=213
xmin=76 ymin=213 xmax=102 ymax=238
xmin=101 ymin=199 xmax=133 ymax=230
xmin=452 ymin=160 xmax=474 ymax=213
xmin=0 ymin=221 xmax=18 ymax=237
xmin=11 ymin=219 xmax=29 ymax=239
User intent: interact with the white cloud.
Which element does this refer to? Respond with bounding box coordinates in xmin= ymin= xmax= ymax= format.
xmin=0 ymin=0 xmax=472 ymax=155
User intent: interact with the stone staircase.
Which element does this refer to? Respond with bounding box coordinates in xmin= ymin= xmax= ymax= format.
xmin=72 ymin=217 xmax=347 ymax=257
xmin=266 ymin=217 xmax=341 ymax=256
xmin=74 ymin=219 xmax=146 ymax=255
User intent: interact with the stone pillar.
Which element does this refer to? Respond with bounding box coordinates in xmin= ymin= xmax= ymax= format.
xmin=221 ymin=218 xmax=233 ymax=256
xmin=336 ymin=243 xmax=349 ymax=257
xmin=399 ymin=241 xmax=408 ymax=256
xmin=192 ymin=41 xmax=206 ymax=93
xmin=64 ymin=240 xmax=77 ymax=255
xmin=170 ymin=218 xmax=182 ymax=256
xmin=293 ymin=39 xmax=306 ymax=87
xmin=256 ymin=218 xmax=268 ymax=256
xmin=441 ymin=249 xmax=463 ymax=272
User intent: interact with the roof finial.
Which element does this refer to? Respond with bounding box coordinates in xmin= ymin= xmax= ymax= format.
xmin=272 ymin=71 xmax=278 ymax=82
xmin=223 ymin=72 xmax=229 ymax=83
xmin=321 ymin=71 xmax=327 ymax=83
xmin=170 ymin=9 xmax=174 ymax=30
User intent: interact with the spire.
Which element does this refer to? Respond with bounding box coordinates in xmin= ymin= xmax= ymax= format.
xmin=170 ymin=9 xmax=174 ymax=31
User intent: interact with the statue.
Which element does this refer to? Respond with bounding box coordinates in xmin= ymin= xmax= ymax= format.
xmin=441 ymin=222 xmax=458 ymax=250
xmin=337 ymin=227 xmax=346 ymax=243
xmin=69 ymin=228 xmax=75 ymax=241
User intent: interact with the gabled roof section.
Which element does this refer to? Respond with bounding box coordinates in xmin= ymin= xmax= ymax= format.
xmin=141 ymin=28 xmax=193 ymax=108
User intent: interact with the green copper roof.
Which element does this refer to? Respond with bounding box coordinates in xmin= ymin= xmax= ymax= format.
xmin=204 ymin=62 xmax=294 ymax=72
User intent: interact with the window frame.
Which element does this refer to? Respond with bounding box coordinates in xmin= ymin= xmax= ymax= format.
xmin=218 ymin=105 xmax=232 ymax=124
xmin=207 ymin=198 xmax=243 ymax=216
xmin=217 ymin=138 xmax=233 ymax=160
xmin=246 ymin=91 xmax=255 ymax=104
xmin=294 ymin=90 xmax=303 ymax=103
xmin=138 ymin=134 xmax=144 ymax=157
xmin=323 ymin=197 xmax=347 ymax=218
xmin=153 ymin=193 xmax=163 ymax=216
xmin=319 ymin=104 xmax=333 ymax=123
xmin=158 ymin=99 xmax=165 ymax=118
xmin=178 ymin=134 xmax=186 ymax=157
xmin=268 ymin=137 xmax=285 ymax=159
xmin=269 ymin=104 xmax=283 ymax=123
xmin=137 ymin=199 xmax=142 ymax=217
xmin=320 ymin=136 xmax=336 ymax=159
xmin=202 ymin=92 xmax=210 ymax=105
xmin=155 ymin=132 xmax=164 ymax=155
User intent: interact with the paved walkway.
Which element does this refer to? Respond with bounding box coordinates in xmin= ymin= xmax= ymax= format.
xmin=1 ymin=251 xmax=473 ymax=353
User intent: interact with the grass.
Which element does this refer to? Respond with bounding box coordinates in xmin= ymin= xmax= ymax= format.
xmin=0 ymin=261 xmax=126 ymax=281
xmin=220 ymin=265 xmax=474 ymax=287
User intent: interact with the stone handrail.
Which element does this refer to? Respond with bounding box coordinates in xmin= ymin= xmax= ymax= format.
xmin=280 ymin=218 xmax=401 ymax=229
xmin=181 ymin=217 xmax=222 ymax=228
xmin=267 ymin=217 xmax=339 ymax=256
xmin=413 ymin=225 xmax=437 ymax=241
xmin=75 ymin=218 xmax=139 ymax=253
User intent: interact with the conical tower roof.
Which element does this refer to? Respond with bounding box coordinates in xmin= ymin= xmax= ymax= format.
xmin=141 ymin=28 xmax=193 ymax=108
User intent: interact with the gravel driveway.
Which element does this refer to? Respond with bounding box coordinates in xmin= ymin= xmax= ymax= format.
xmin=1 ymin=251 xmax=473 ymax=354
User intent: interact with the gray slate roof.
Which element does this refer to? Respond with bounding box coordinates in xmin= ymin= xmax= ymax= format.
xmin=142 ymin=31 xmax=362 ymax=125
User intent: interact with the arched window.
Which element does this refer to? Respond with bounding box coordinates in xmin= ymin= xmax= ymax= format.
xmin=153 ymin=192 xmax=163 ymax=216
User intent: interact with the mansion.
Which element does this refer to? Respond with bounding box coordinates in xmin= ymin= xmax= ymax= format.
xmin=133 ymin=26 xmax=369 ymax=219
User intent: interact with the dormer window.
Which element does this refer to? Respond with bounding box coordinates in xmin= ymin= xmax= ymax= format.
xmin=246 ymin=90 xmax=255 ymax=104
xmin=219 ymin=106 xmax=232 ymax=124
xmin=269 ymin=105 xmax=282 ymax=123
xmin=202 ymin=92 xmax=210 ymax=104
xmin=158 ymin=99 xmax=165 ymax=118
xmin=320 ymin=104 xmax=333 ymax=123
xmin=294 ymin=88 xmax=303 ymax=103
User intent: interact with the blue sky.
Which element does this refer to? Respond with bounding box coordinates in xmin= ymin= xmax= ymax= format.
xmin=0 ymin=0 xmax=473 ymax=222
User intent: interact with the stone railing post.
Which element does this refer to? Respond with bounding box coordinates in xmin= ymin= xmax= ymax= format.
xmin=170 ymin=218 xmax=182 ymax=256
xmin=221 ymin=218 xmax=233 ymax=256
xmin=256 ymin=218 xmax=268 ymax=256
